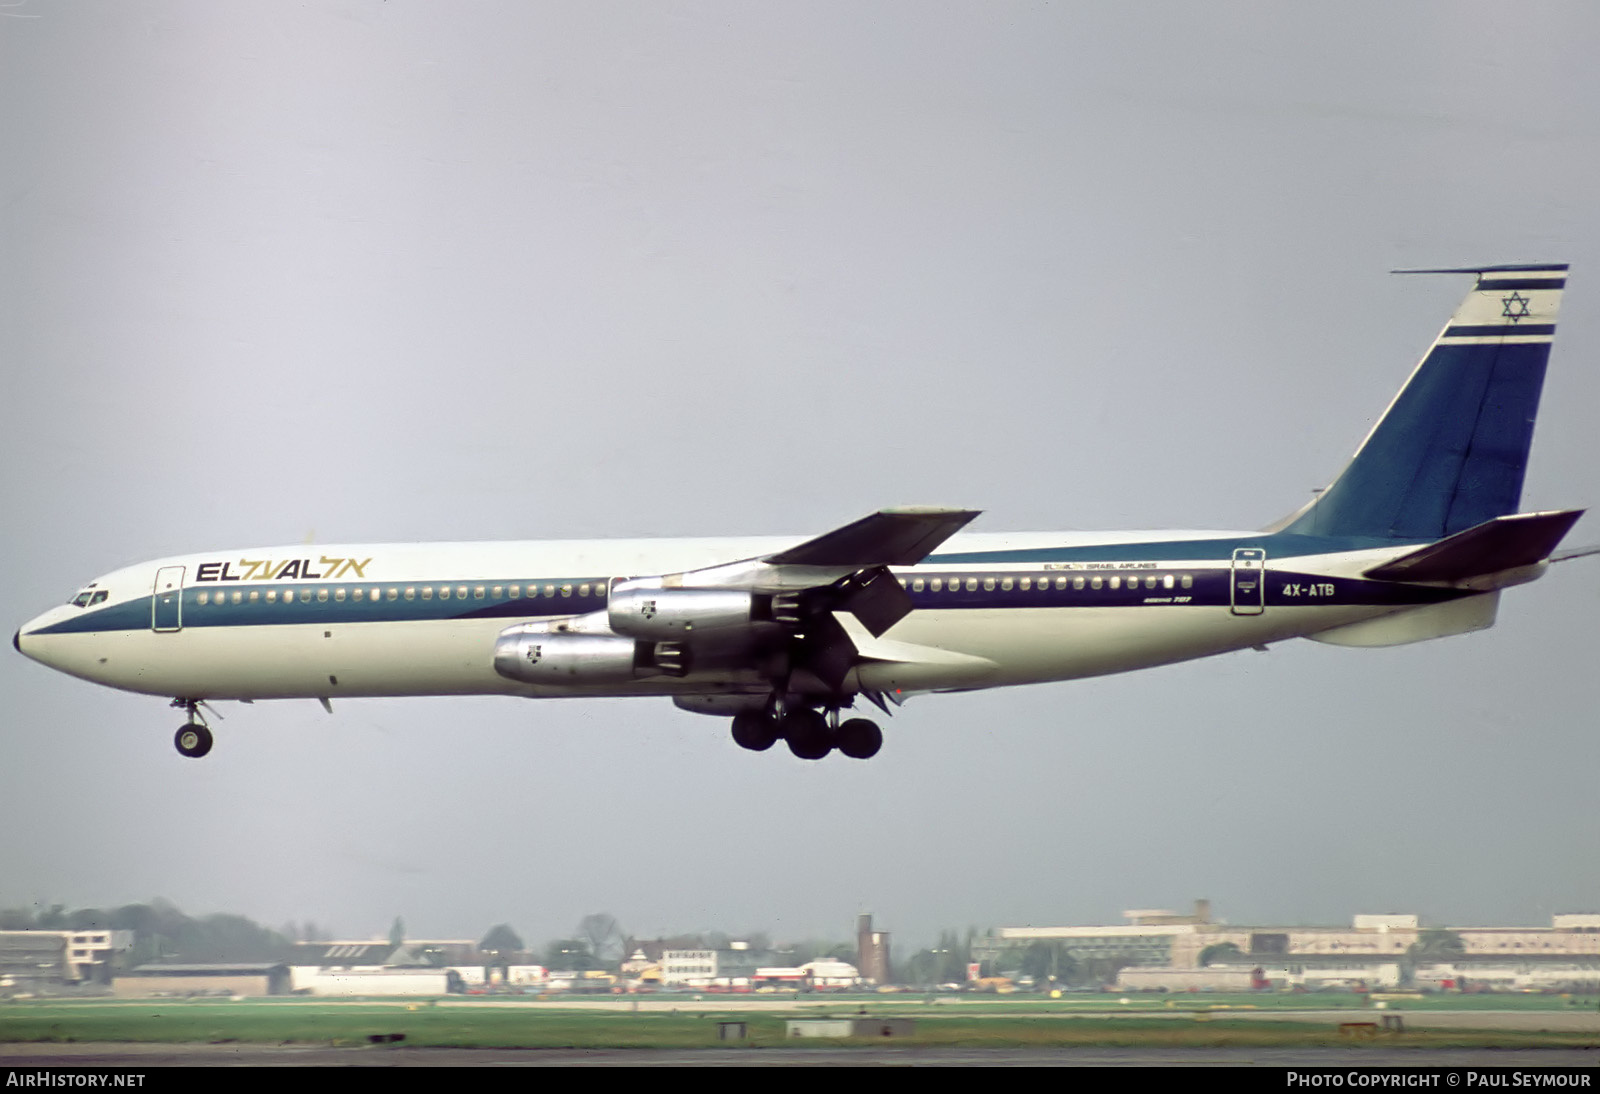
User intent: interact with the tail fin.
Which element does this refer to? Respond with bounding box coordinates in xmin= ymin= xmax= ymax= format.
xmin=1280 ymin=264 xmax=1566 ymax=540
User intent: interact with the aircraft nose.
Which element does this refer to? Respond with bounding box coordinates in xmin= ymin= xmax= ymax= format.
xmin=14 ymin=616 xmax=47 ymax=662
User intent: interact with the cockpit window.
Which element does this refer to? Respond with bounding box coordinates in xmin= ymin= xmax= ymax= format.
xmin=90 ymin=590 xmax=108 ymax=605
xmin=70 ymin=592 xmax=92 ymax=608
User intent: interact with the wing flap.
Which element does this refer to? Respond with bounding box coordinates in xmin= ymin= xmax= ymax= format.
xmin=830 ymin=611 xmax=999 ymax=668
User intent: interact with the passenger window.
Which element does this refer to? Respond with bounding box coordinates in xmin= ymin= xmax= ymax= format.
xmin=1056 ymin=577 xmax=1068 ymax=590
xmin=387 ymin=588 xmax=398 ymax=601
xmin=1163 ymin=575 xmax=1175 ymax=590
xmin=198 ymin=591 xmax=210 ymax=605
xmin=232 ymin=590 xmax=243 ymax=604
xmin=476 ymin=586 xmax=487 ymax=599
xmin=965 ymin=578 xmax=977 ymax=592
xmin=492 ymin=586 xmax=503 ymax=598
xmin=300 ymin=589 xmax=312 ymax=603
xmin=1181 ymin=574 xmax=1193 ymax=589
xmin=1001 ymin=577 xmax=1014 ymax=591
xmin=1019 ymin=577 xmax=1030 ymax=591
xmin=1091 ymin=576 xmax=1103 ymax=590
xmin=929 ymin=578 xmax=942 ymax=591
xmin=577 ymin=585 xmax=589 ymax=597
xmin=353 ymin=588 xmax=364 ymax=601
xmin=405 ymin=587 xmax=416 ymax=601
xmin=457 ymin=586 xmax=468 ymax=599
xmin=439 ymin=587 xmax=450 ymax=600
xmin=267 ymin=590 xmax=278 ymax=603
xmin=316 ymin=589 xmax=329 ymax=602
xmin=1073 ymin=577 xmax=1085 ymax=590
xmin=560 ymin=584 xmax=572 ymax=598
xmin=248 ymin=590 xmax=259 ymax=603
xmin=509 ymin=585 xmax=520 ymax=598
xmin=1109 ymin=577 xmax=1120 ymax=590
xmin=912 ymin=578 xmax=925 ymax=592
xmin=422 ymin=586 xmax=433 ymax=600
xmin=335 ymin=588 xmax=346 ymax=602
xmin=544 ymin=584 xmax=555 ymax=598
xmin=983 ymin=578 xmax=996 ymax=591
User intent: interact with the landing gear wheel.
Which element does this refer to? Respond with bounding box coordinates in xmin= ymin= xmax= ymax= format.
xmin=781 ymin=708 xmax=832 ymax=760
xmin=731 ymin=711 xmax=778 ymax=751
xmin=836 ymin=718 xmax=882 ymax=760
xmin=175 ymin=723 xmax=213 ymax=759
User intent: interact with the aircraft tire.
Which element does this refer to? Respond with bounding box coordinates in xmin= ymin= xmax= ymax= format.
xmin=781 ymin=709 xmax=832 ymax=760
xmin=835 ymin=718 xmax=882 ymax=759
xmin=730 ymin=711 xmax=777 ymax=751
xmin=174 ymin=723 xmax=213 ymax=759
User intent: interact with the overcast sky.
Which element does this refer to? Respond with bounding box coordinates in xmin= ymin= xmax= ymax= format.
xmin=3 ymin=2 xmax=1597 ymax=952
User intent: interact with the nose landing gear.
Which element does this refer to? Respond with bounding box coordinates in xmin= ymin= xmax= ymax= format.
xmin=171 ymin=699 xmax=214 ymax=759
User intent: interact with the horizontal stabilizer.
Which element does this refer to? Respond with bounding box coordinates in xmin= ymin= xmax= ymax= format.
xmin=766 ymin=507 xmax=980 ymax=568
xmin=1363 ymin=509 xmax=1584 ymax=583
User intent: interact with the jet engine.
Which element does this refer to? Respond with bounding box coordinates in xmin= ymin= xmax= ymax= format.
xmin=493 ymin=626 xmax=655 ymax=685
xmin=607 ymin=579 xmax=758 ymax=642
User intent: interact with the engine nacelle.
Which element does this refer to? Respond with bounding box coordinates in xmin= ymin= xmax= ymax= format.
xmin=608 ymin=580 xmax=757 ymax=642
xmin=493 ymin=625 xmax=652 ymax=685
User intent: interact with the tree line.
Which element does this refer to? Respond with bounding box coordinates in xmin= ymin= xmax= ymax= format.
xmin=1 ymin=901 xmax=858 ymax=974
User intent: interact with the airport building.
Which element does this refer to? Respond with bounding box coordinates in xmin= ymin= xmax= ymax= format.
xmin=0 ymin=929 xmax=134 ymax=988
xmin=113 ymin=963 xmax=290 ymax=998
xmin=976 ymin=904 xmax=1600 ymax=989
xmin=649 ymin=942 xmax=862 ymax=991
xmin=287 ymin=939 xmax=477 ymax=995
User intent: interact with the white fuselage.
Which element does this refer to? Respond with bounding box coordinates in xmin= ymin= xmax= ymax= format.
xmin=15 ymin=528 xmax=1456 ymax=706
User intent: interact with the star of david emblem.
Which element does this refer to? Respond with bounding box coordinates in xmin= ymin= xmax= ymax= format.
xmin=1501 ymin=291 xmax=1532 ymax=323
xmin=641 ymin=600 xmax=657 ymax=620
xmin=527 ymin=644 xmax=542 ymax=664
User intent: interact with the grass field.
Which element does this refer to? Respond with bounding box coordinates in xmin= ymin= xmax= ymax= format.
xmin=2 ymin=995 xmax=1596 ymax=1051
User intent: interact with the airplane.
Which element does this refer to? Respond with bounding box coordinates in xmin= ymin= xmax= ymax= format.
xmin=14 ymin=264 xmax=1598 ymax=762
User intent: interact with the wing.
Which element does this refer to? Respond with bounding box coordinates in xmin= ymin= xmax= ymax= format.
xmin=765 ymin=507 xmax=983 ymax=567
xmin=761 ymin=506 xmax=977 ymax=637
xmin=759 ymin=508 xmax=980 ymax=694
xmin=600 ymin=507 xmax=981 ymax=699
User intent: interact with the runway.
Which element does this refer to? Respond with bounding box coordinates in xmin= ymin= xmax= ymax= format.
xmin=2 ymin=1042 xmax=1597 ymax=1067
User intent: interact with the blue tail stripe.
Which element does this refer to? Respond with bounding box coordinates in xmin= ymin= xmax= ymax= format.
xmin=1444 ymin=324 xmax=1555 ymax=338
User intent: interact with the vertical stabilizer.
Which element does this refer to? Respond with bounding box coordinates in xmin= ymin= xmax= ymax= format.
xmin=1283 ymin=265 xmax=1565 ymax=541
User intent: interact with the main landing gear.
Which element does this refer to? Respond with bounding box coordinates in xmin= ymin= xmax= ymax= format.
xmin=729 ymin=705 xmax=883 ymax=761
xmin=171 ymin=699 xmax=214 ymax=759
